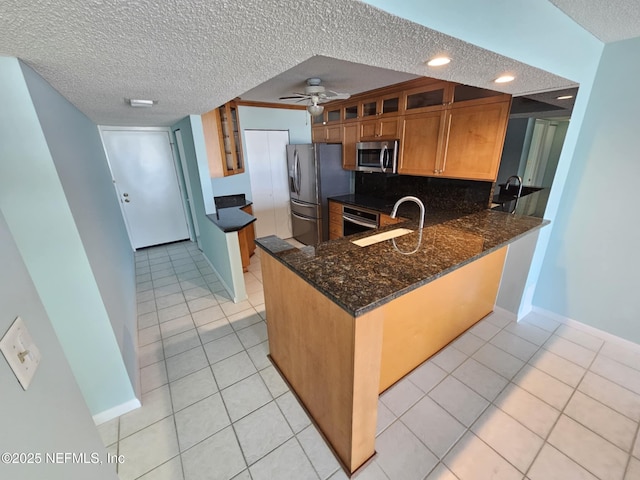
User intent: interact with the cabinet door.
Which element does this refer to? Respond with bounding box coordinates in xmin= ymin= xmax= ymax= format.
xmin=342 ymin=124 xmax=358 ymax=170
xmin=398 ymin=111 xmax=446 ymax=176
xmin=312 ymin=125 xmax=326 ymax=143
xmin=328 ymin=201 xmax=343 ymax=239
xmin=440 ymin=100 xmax=510 ymax=181
xmin=326 ymin=125 xmax=343 ymax=143
xmin=359 ymin=118 xmax=400 ymax=141
xmin=403 ymin=81 xmax=452 ymax=114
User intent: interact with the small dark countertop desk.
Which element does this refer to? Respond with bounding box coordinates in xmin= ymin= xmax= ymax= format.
xmin=206 ymin=194 xmax=256 ymax=233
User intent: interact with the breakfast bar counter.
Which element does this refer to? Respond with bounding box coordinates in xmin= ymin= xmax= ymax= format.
xmin=256 ymin=209 xmax=548 ymax=474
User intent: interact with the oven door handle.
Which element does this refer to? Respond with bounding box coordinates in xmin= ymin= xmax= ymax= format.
xmin=342 ymin=214 xmax=377 ymax=229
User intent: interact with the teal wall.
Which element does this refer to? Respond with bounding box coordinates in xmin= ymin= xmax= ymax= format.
xmin=172 ymin=116 xmax=246 ymax=301
xmin=360 ymin=2 xmax=640 ymax=342
xmin=0 ymin=211 xmax=117 ymax=480
xmin=0 ymin=57 xmax=136 ymax=415
xmin=534 ymin=37 xmax=640 ymax=342
xmin=210 ymin=106 xmax=311 ymax=201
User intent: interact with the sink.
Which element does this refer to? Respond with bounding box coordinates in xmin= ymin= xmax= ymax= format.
xmin=351 ymin=228 xmax=414 ymax=247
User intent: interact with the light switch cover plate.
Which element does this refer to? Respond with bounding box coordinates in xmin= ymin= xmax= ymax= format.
xmin=0 ymin=317 xmax=41 ymax=390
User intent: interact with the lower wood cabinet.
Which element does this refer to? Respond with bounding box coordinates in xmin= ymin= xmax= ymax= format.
xmin=328 ymin=201 xmax=343 ymax=240
xmin=239 ymin=205 xmax=256 ymax=272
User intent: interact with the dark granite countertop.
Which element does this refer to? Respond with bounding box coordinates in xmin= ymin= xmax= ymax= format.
xmin=207 ymin=200 xmax=255 ymax=233
xmin=257 ymin=209 xmax=549 ymax=317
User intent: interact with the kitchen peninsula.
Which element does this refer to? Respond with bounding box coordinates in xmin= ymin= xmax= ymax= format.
xmin=256 ymin=208 xmax=547 ymax=474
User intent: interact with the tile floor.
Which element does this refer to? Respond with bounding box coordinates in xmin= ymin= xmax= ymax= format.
xmin=97 ymin=240 xmax=640 ymax=480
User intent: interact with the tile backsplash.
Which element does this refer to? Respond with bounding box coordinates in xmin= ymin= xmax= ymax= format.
xmin=355 ymin=172 xmax=493 ymax=213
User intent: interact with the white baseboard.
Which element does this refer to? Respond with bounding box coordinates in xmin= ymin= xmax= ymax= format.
xmin=532 ymin=306 xmax=640 ymax=353
xmin=93 ymin=398 xmax=141 ymax=425
xmin=201 ymin=252 xmax=247 ymax=303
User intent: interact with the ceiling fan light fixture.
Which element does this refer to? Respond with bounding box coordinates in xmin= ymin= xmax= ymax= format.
xmin=494 ymin=75 xmax=515 ymax=84
xmin=426 ymin=56 xmax=451 ymax=67
xmin=307 ymin=103 xmax=324 ymax=117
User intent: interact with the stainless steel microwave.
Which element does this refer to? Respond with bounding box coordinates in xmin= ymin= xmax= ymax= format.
xmin=355 ymin=140 xmax=398 ymax=174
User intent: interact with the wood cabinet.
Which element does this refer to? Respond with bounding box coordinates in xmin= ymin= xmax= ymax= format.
xmin=238 ymin=205 xmax=256 ymax=272
xmin=399 ymin=95 xmax=511 ymax=181
xmin=378 ymin=213 xmax=402 ymax=227
xmin=309 ymin=77 xmax=511 ymax=181
xmin=398 ymin=110 xmax=446 ymax=176
xmin=202 ymin=101 xmax=245 ymax=177
xmin=439 ymin=99 xmax=511 ymax=181
xmin=342 ymin=124 xmax=359 ymax=170
xmin=359 ymin=117 xmax=401 ymax=141
xmin=312 ymin=124 xmax=342 ymax=143
xmin=328 ymin=200 xmax=343 ymax=240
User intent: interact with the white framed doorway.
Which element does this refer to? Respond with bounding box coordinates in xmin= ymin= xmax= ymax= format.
xmin=100 ymin=127 xmax=190 ymax=249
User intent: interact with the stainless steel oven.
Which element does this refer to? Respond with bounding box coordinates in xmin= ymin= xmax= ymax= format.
xmin=342 ymin=206 xmax=379 ymax=236
xmin=355 ymin=140 xmax=398 ymax=173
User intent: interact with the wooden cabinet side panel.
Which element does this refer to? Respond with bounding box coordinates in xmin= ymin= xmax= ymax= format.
xmin=202 ymin=109 xmax=224 ymax=178
xmin=262 ymin=255 xmax=381 ymax=471
xmin=378 ymin=247 xmax=508 ymax=392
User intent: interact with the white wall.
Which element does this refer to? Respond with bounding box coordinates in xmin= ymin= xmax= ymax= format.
xmin=0 ymin=211 xmax=117 ymax=480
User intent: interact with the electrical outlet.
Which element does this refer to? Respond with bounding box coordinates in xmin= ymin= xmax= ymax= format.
xmin=0 ymin=317 xmax=41 ymax=390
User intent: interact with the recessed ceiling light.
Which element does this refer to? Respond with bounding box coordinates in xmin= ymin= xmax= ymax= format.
xmin=494 ymin=75 xmax=515 ymax=84
xmin=127 ymin=99 xmax=155 ymax=107
xmin=556 ymin=95 xmax=573 ymax=100
xmin=426 ymin=56 xmax=451 ymax=67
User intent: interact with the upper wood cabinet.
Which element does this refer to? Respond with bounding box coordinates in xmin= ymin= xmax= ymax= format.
xmin=306 ymin=77 xmax=512 ymax=181
xmin=342 ymin=124 xmax=359 ymax=170
xmin=202 ymin=101 xmax=245 ymax=177
xmin=403 ymin=81 xmax=452 ymax=114
xmin=359 ymin=117 xmax=401 ymax=141
xmin=439 ymin=98 xmax=511 ymax=181
xmin=399 ymin=95 xmax=511 ymax=181
xmin=360 ymin=92 xmax=402 ymax=118
xmin=312 ymin=124 xmax=342 ymax=143
xmin=398 ymin=110 xmax=446 ymax=176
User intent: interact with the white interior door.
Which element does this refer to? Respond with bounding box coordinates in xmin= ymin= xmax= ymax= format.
xmin=101 ymin=128 xmax=189 ymax=249
xmin=246 ymin=130 xmax=291 ymax=238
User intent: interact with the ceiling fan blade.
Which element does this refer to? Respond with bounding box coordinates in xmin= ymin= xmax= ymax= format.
xmin=279 ymin=95 xmax=307 ymax=100
xmin=326 ymin=90 xmax=351 ymax=100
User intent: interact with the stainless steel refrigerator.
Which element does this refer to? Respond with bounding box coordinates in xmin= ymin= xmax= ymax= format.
xmin=287 ymin=143 xmax=351 ymax=245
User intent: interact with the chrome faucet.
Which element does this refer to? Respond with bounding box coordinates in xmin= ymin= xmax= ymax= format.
xmin=504 ymin=175 xmax=523 ymax=214
xmin=390 ymin=196 xmax=425 ymax=230
xmin=505 ymin=175 xmax=523 ymax=198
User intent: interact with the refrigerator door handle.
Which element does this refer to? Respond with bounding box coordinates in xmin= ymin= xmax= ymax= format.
xmin=291 ymin=199 xmax=311 ymax=207
xmin=295 ymin=150 xmax=302 ymax=195
xmin=291 ymin=149 xmax=299 ymax=195
xmin=292 ymin=212 xmax=315 ymax=222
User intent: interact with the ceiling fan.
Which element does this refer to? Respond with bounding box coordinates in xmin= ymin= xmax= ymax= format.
xmin=279 ymin=78 xmax=351 ymax=116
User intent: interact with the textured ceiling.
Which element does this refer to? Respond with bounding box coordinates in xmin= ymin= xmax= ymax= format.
xmin=0 ymin=0 xmax=590 ymax=126
xmin=550 ymin=0 xmax=640 ymax=42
